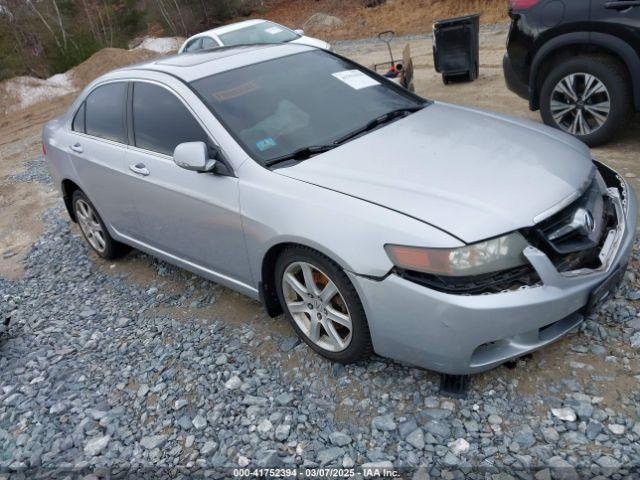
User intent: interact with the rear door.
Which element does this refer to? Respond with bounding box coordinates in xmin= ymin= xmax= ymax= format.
xmin=67 ymin=81 xmax=137 ymax=235
xmin=590 ymin=0 xmax=640 ymax=48
xmin=123 ymin=81 xmax=252 ymax=284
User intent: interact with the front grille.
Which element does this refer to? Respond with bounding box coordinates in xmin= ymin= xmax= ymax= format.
xmin=535 ymin=177 xmax=606 ymax=255
xmin=523 ymin=166 xmax=619 ymax=272
xmin=398 ymin=264 xmax=541 ymax=295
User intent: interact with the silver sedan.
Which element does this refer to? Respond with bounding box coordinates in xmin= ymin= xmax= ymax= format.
xmin=43 ymin=44 xmax=637 ymax=375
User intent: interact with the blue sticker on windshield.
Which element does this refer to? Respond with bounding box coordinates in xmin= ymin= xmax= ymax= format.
xmin=256 ymin=137 xmax=277 ymax=151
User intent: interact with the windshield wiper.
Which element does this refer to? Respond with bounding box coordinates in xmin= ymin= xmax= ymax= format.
xmin=264 ymin=144 xmax=337 ymax=167
xmin=333 ymin=105 xmax=425 ymax=145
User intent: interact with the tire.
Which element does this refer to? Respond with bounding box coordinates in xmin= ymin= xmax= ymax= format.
xmin=274 ymin=246 xmax=372 ymax=364
xmin=72 ymin=190 xmax=129 ymax=259
xmin=540 ymin=55 xmax=632 ymax=147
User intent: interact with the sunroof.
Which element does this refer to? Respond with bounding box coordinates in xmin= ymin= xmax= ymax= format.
xmin=155 ymin=45 xmax=271 ymax=67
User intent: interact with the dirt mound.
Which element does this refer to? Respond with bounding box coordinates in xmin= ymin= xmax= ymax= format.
xmin=71 ymin=47 xmax=158 ymax=89
xmin=0 ymin=42 xmax=176 ymax=116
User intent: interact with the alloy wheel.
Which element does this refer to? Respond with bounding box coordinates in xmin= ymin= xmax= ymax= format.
xmin=550 ymin=73 xmax=611 ymax=136
xmin=281 ymin=261 xmax=352 ymax=352
xmin=75 ymin=199 xmax=106 ymax=253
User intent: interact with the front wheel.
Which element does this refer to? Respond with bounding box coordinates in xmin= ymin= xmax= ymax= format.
xmin=539 ymin=55 xmax=632 ymax=147
xmin=275 ymin=246 xmax=372 ymax=364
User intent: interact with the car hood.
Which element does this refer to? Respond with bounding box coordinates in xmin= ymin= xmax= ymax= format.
xmin=276 ymin=102 xmax=595 ymax=243
xmin=291 ymin=36 xmax=331 ymax=50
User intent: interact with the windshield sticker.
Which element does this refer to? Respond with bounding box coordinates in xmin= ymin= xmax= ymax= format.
xmin=265 ymin=26 xmax=283 ymax=35
xmin=332 ymin=70 xmax=380 ymax=90
xmin=212 ymin=81 xmax=259 ymax=102
xmin=256 ymin=137 xmax=277 ymax=151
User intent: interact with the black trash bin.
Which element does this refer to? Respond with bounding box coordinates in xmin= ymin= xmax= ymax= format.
xmin=433 ymin=13 xmax=480 ymax=84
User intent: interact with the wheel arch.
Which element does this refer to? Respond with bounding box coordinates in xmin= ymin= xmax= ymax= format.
xmin=61 ymin=178 xmax=82 ymax=222
xmin=258 ymin=240 xmax=356 ymax=318
xmin=529 ymin=32 xmax=640 ymax=111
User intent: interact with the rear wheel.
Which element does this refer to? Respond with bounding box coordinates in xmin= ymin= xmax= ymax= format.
xmin=540 ymin=55 xmax=632 ymax=146
xmin=72 ymin=190 xmax=128 ymax=259
xmin=275 ymin=246 xmax=372 ymax=364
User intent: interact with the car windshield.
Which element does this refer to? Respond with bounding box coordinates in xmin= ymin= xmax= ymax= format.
xmin=218 ymin=21 xmax=299 ymax=46
xmin=191 ymin=50 xmax=426 ymax=165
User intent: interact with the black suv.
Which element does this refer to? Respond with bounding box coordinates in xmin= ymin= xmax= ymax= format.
xmin=503 ymin=0 xmax=640 ymax=146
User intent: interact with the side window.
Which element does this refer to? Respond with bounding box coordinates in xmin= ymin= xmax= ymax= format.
xmin=201 ymin=37 xmax=217 ymax=50
xmin=85 ymin=83 xmax=127 ymax=143
xmin=72 ymin=102 xmax=86 ymax=133
xmin=132 ymin=82 xmax=209 ymax=156
xmin=184 ymin=38 xmax=202 ymax=52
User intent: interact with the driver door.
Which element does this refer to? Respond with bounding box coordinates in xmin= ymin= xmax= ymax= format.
xmin=123 ymin=81 xmax=252 ymax=285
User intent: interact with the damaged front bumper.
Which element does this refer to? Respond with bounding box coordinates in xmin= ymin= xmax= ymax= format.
xmin=349 ymin=166 xmax=637 ymax=375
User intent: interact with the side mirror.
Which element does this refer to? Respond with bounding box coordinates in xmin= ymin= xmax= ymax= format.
xmin=294 ymin=29 xmax=304 ymax=35
xmin=173 ymin=141 xmax=217 ymax=173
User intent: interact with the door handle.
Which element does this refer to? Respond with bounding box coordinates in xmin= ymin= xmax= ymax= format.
xmin=70 ymin=143 xmax=83 ymax=153
xmin=129 ymin=163 xmax=150 ymax=176
xmin=605 ymin=1 xmax=640 ymax=9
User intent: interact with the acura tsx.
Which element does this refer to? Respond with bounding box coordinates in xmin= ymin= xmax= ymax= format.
xmin=43 ymin=44 xmax=637 ymax=375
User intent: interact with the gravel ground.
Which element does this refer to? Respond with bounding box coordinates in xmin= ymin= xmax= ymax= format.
xmin=2 ymin=162 xmax=640 ymax=478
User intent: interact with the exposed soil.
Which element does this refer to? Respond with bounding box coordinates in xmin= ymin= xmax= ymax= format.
xmin=238 ymin=0 xmax=508 ymax=41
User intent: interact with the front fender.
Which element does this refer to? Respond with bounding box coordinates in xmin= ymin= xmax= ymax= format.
xmin=237 ymin=160 xmax=462 ymax=288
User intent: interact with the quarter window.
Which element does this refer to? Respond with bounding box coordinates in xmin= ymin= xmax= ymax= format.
xmin=84 ymin=82 xmax=127 ymax=143
xmin=184 ymin=38 xmax=203 ymax=52
xmin=72 ymin=102 xmax=86 ymax=133
xmin=201 ymin=37 xmax=218 ymax=49
xmin=132 ymin=82 xmax=209 ymax=156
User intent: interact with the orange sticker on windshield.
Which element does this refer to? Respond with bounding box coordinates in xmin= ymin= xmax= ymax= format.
xmin=212 ymin=81 xmax=259 ymax=102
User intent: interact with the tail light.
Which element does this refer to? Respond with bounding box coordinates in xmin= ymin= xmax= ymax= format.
xmin=509 ymin=0 xmax=541 ymax=9
xmin=41 ymin=142 xmax=47 ymax=156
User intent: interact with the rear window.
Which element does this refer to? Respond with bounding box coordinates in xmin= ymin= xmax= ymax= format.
xmin=219 ymin=21 xmax=299 ymax=46
xmin=85 ymin=82 xmax=127 ymax=143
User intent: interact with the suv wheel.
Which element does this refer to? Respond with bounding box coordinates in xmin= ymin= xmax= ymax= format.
xmin=72 ymin=190 xmax=128 ymax=259
xmin=540 ymin=55 xmax=632 ymax=147
xmin=274 ymin=246 xmax=372 ymax=364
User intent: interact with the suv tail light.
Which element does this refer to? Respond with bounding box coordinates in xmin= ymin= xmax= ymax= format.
xmin=509 ymin=0 xmax=541 ymax=9
xmin=42 ymin=142 xmax=47 ymax=156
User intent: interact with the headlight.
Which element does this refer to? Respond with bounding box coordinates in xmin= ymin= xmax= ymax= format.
xmin=385 ymin=232 xmax=529 ymax=277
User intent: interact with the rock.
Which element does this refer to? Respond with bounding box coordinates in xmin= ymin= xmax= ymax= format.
xmin=542 ymin=427 xmax=560 ymax=443
xmin=238 ymin=455 xmax=250 ymax=467
xmin=225 ymin=376 xmax=243 ymax=390
xmin=372 ymin=415 xmax=396 ymax=431
xmin=201 ymin=440 xmax=218 ymax=456
xmin=406 ymin=428 xmax=425 ymax=450
xmin=443 ymin=451 xmax=460 ymax=467
xmin=192 ymin=414 xmax=207 ymax=430
xmin=140 ymin=435 xmax=168 ymax=450
xmin=608 ymin=423 xmax=625 ymax=435
xmin=513 ymin=427 xmax=536 ymax=448
xmin=547 ymin=456 xmax=578 ymax=480
xmin=303 ymin=13 xmax=344 ymax=30
xmin=84 ymin=435 xmax=110 ymax=456
xmin=275 ymin=392 xmax=293 ymax=406
xmin=596 ymin=456 xmax=620 ymax=469
xmin=630 ymin=332 xmax=640 ymax=348
xmin=329 ymin=431 xmax=351 ymax=446
xmin=488 ymin=414 xmax=503 ymax=424
xmin=449 ymin=438 xmax=469 ymax=455
xmin=173 ymin=399 xmax=188 ymax=410
xmin=49 ymin=402 xmax=66 ymax=415
xmin=316 ymin=446 xmax=344 ymax=465
xmin=275 ymin=424 xmax=290 ymax=441
xmin=257 ymin=419 xmax=273 ymax=439
xmin=551 ymin=407 xmax=577 ymax=422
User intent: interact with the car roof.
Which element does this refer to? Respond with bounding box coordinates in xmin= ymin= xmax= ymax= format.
xmin=112 ymin=43 xmax=316 ymax=83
